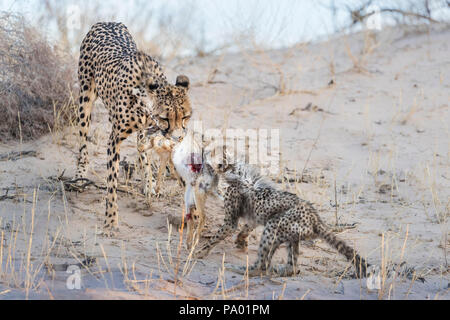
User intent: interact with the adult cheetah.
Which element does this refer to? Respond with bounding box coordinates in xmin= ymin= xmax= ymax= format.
xmin=75 ymin=22 xmax=191 ymax=233
xmin=193 ymin=162 xmax=368 ymax=277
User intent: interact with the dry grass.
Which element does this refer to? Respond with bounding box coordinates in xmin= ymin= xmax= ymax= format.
xmin=0 ymin=13 xmax=76 ymax=142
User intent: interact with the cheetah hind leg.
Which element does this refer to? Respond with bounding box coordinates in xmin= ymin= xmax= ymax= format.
xmin=75 ymin=78 xmax=96 ymax=183
xmin=229 ymin=227 xmax=291 ymax=277
xmin=270 ymin=240 xmax=300 ymax=277
xmin=235 ymin=223 xmax=255 ymax=252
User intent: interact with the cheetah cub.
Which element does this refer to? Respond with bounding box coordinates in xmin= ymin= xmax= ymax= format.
xmin=193 ymin=163 xmax=368 ymax=277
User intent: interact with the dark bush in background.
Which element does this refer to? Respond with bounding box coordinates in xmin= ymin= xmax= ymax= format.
xmin=0 ymin=13 xmax=76 ymax=142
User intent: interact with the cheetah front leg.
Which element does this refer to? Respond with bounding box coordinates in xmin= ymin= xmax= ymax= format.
xmin=137 ymin=130 xmax=153 ymax=203
xmin=235 ymin=223 xmax=255 ymax=251
xmin=193 ymin=214 xmax=239 ymax=259
xmin=104 ymin=125 xmax=134 ymax=235
xmin=193 ymin=187 xmax=242 ymax=258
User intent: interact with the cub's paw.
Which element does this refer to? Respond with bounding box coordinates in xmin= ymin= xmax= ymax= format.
xmin=226 ymin=264 xmax=264 ymax=277
xmin=192 ymin=246 xmax=210 ymax=259
xmin=235 ymin=238 xmax=248 ymax=252
xmin=142 ymin=184 xmax=154 ymax=198
xmin=270 ymin=264 xmax=297 ymax=277
xmin=100 ymin=226 xmax=119 ymax=238
xmin=63 ymin=177 xmax=93 ymax=192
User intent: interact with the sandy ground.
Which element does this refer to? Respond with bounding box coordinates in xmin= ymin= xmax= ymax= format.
xmin=0 ymin=25 xmax=448 ymax=300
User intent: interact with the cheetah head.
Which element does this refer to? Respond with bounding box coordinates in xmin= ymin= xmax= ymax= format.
xmin=152 ymin=75 xmax=191 ymax=141
xmin=133 ymin=74 xmax=191 ymax=142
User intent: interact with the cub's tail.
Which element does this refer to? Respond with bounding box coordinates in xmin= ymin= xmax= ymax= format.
xmin=314 ymin=221 xmax=368 ymax=278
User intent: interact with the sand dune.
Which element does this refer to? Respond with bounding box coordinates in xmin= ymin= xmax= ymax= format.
xmin=0 ymin=24 xmax=448 ymax=299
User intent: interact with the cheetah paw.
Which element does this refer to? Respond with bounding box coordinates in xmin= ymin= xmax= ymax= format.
xmin=143 ymin=183 xmax=157 ymax=197
xmin=270 ymin=265 xmax=297 ymax=277
xmin=153 ymin=190 xmax=162 ymax=198
xmin=235 ymin=239 xmax=248 ymax=252
xmin=141 ymin=189 xmax=153 ymax=207
xmin=192 ymin=247 xmax=210 ymax=259
xmin=100 ymin=227 xmax=119 ymax=238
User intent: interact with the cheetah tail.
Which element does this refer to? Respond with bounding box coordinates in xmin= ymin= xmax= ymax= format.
xmin=314 ymin=223 xmax=368 ymax=278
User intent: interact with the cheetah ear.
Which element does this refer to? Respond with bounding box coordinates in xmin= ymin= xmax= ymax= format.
xmin=175 ymin=75 xmax=189 ymax=89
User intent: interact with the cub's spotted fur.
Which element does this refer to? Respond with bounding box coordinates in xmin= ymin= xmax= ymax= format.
xmin=194 ymin=163 xmax=368 ymax=277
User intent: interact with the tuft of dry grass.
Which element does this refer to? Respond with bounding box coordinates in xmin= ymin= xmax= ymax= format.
xmin=0 ymin=13 xmax=76 ymax=142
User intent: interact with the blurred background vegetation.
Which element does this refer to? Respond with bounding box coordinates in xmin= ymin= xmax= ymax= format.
xmin=0 ymin=0 xmax=448 ymax=141
xmin=3 ymin=0 xmax=450 ymax=58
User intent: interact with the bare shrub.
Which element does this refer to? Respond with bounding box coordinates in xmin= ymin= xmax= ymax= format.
xmin=0 ymin=12 xmax=76 ymax=142
xmin=37 ymin=0 xmax=206 ymax=61
xmin=323 ymin=0 xmax=449 ymax=31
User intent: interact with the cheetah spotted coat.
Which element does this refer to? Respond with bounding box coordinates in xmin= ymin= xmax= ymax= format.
xmin=75 ymin=22 xmax=191 ymax=232
xmin=194 ymin=163 xmax=368 ymax=277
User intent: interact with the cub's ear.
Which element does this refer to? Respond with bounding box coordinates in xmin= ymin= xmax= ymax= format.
xmin=175 ymin=75 xmax=189 ymax=89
